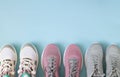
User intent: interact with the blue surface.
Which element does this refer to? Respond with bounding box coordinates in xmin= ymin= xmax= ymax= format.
xmin=0 ymin=0 xmax=120 ymax=77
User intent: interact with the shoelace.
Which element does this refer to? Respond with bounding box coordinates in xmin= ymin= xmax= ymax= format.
xmin=18 ymin=58 xmax=36 ymax=77
xmin=108 ymin=67 xmax=120 ymax=77
xmin=108 ymin=56 xmax=120 ymax=77
xmin=45 ymin=57 xmax=56 ymax=77
xmin=69 ymin=58 xmax=78 ymax=77
xmin=91 ymin=64 xmax=104 ymax=77
xmin=0 ymin=59 xmax=14 ymax=77
xmin=91 ymin=55 xmax=104 ymax=77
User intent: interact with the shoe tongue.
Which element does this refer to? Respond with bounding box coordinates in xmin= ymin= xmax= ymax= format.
xmin=21 ymin=72 xmax=31 ymax=77
xmin=3 ymin=74 xmax=10 ymax=77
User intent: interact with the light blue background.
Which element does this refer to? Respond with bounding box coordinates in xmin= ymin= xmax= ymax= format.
xmin=0 ymin=0 xmax=120 ymax=77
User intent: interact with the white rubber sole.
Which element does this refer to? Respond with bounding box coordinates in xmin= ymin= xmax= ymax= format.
xmin=85 ymin=45 xmax=89 ymax=69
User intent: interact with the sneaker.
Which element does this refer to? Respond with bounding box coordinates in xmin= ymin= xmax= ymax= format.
xmin=0 ymin=44 xmax=17 ymax=77
xmin=18 ymin=43 xmax=38 ymax=77
xmin=106 ymin=44 xmax=120 ymax=77
xmin=85 ymin=43 xmax=104 ymax=77
xmin=63 ymin=44 xmax=83 ymax=77
xmin=41 ymin=44 xmax=61 ymax=77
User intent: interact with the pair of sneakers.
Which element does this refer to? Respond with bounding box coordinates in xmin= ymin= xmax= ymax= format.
xmin=42 ymin=44 xmax=83 ymax=77
xmin=85 ymin=43 xmax=120 ymax=77
xmin=0 ymin=43 xmax=38 ymax=77
xmin=0 ymin=43 xmax=83 ymax=77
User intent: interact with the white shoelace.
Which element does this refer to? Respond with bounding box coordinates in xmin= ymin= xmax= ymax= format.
xmin=45 ymin=57 xmax=56 ymax=77
xmin=108 ymin=67 xmax=120 ymax=77
xmin=18 ymin=58 xmax=36 ymax=77
xmin=69 ymin=58 xmax=78 ymax=77
xmin=108 ymin=56 xmax=120 ymax=77
xmin=0 ymin=59 xmax=15 ymax=77
xmin=91 ymin=55 xmax=104 ymax=77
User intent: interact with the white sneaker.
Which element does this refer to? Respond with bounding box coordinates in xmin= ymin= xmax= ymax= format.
xmin=0 ymin=44 xmax=17 ymax=77
xmin=106 ymin=44 xmax=120 ymax=77
xmin=18 ymin=43 xmax=39 ymax=77
xmin=85 ymin=43 xmax=105 ymax=77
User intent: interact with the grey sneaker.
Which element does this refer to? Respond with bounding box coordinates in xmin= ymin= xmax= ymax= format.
xmin=85 ymin=43 xmax=105 ymax=77
xmin=106 ymin=44 xmax=120 ymax=77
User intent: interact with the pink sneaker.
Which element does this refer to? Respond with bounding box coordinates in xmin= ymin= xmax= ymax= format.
xmin=41 ymin=44 xmax=61 ymax=77
xmin=63 ymin=44 xmax=83 ymax=77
